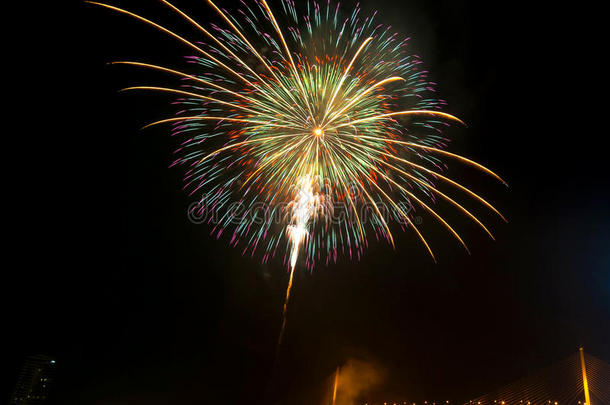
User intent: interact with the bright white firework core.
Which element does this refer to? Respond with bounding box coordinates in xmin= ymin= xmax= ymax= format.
xmin=287 ymin=174 xmax=319 ymax=269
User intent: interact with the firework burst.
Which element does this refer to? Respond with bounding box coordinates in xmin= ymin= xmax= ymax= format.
xmin=90 ymin=0 xmax=505 ymax=271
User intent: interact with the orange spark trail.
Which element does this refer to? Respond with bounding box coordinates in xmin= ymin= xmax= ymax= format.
xmin=276 ymin=264 xmax=295 ymax=352
xmin=332 ymin=366 xmax=340 ymax=405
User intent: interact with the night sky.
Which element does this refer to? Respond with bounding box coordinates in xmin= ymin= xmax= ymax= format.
xmin=5 ymin=0 xmax=609 ymax=404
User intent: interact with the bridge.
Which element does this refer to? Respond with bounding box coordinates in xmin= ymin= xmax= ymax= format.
xmin=464 ymin=349 xmax=610 ymax=405
xmin=358 ymin=349 xmax=609 ymax=405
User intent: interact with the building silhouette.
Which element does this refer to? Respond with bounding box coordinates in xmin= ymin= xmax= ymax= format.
xmin=10 ymin=355 xmax=56 ymax=404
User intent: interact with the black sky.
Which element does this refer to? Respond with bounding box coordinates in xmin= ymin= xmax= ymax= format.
xmin=5 ymin=0 xmax=609 ymax=404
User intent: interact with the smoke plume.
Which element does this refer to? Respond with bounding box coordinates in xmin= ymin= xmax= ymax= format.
xmin=333 ymin=358 xmax=386 ymax=405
